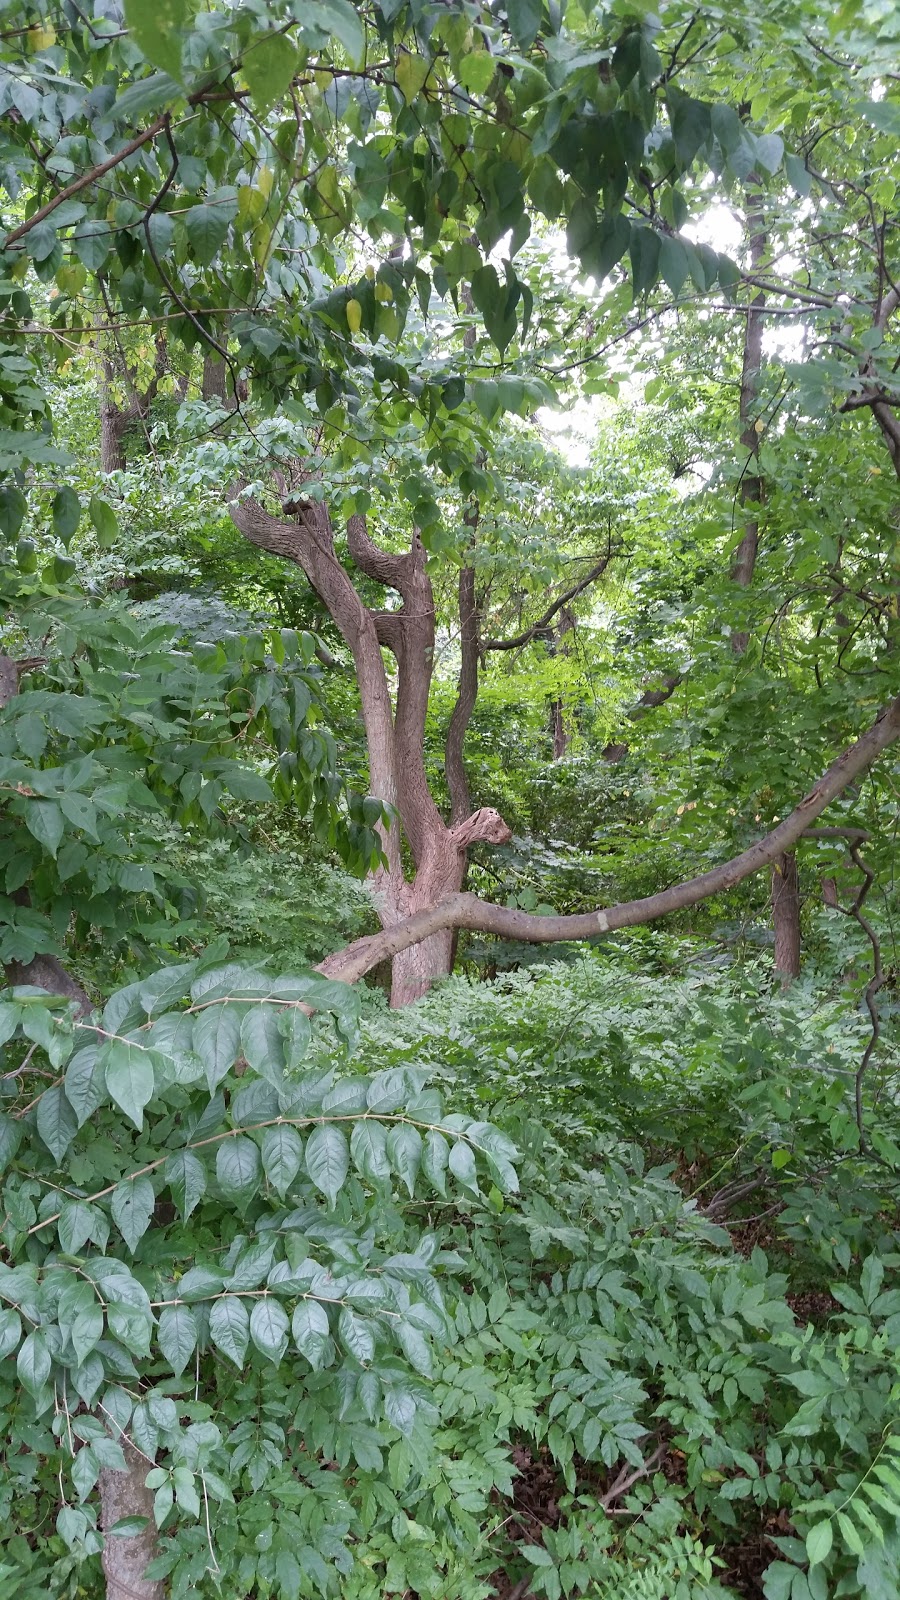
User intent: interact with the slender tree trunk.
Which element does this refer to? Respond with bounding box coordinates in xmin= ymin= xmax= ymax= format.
xmin=731 ymin=183 xmax=766 ymax=655
xmin=100 ymin=1443 xmax=165 ymax=1600
xmin=100 ymin=402 xmax=129 ymax=474
xmin=772 ymin=850 xmax=801 ymax=982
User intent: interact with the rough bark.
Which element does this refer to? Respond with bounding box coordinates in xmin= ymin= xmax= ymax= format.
xmin=99 ymin=337 xmax=166 ymax=475
xmin=730 ymin=185 xmax=766 ymax=655
xmin=446 ymin=563 xmax=479 ymax=825
xmin=316 ymin=689 xmax=900 ymax=984
xmin=771 ymin=850 xmax=801 ymax=982
xmin=228 ymin=487 xmax=513 ymax=1004
xmin=100 ymin=1442 xmax=165 ymax=1600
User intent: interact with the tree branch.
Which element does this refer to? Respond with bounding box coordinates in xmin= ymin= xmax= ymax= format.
xmin=317 ymin=692 xmax=900 ymax=984
xmin=346 ymin=512 xmax=409 ymax=590
xmin=483 ymin=550 xmax=614 ymax=652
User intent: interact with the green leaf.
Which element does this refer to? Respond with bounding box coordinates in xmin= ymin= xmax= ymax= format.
xmin=89 ymin=496 xmax=119 ymax=549
xmin=292 ymin=1299 xmax=330 ymax=1369
xmin=0 ymin=485 xmax=26 ymax=538
xmin=184 ymin=202 xmax=232 ymax=267
xmin=123 ymin=0 xmax=190 ymax=82
xmin=312 ymin=0 xmax=364 ymax=62
xmin=659 ymin=235 xmax=689 ymax=296
xmin=72 ymin=221 xmax=111 ymax=272
xmin=0 ymin=1111 xmax=22 ymax=1173
xmin=193 ymin=1005 xmax=242 ymax=1093
xmin=806 ymin=1520 xmax=833 ymax=1566
xmin=35 ymin=1084 xmax=78 ymax=1163
xmin=396 ymin=1318 xmax=431 ymax=1375
xmin=158 ymin=1303 xmax=198 ymax=1376
xmin=261 ymin=1124 xmax=303 ymax=1197
xmin=667 ymin=88 xmax=711 ymax=167
xmin=305 ymin=1123 xmax=349 ymax=1207
xmin=755 ymin=132 xmax=784 ymax=174
xmin=104 ymin=1041 xmax=155 ymax=1130
xmin=65 ymin=1046 xmax=104 ymax=1126
xmin=458 ymin=51 xmax=496 ymax=95
xmin=351 ymin=1118 xmax=390 ymax=1183
xmin=208 ymin=1295 xmax=249 ymax=1367
xmin=0 ymin=1307 xmax=21 ymax=1360
xmin=111 ymin=1177 xmax=155 ymax=1253
xmin=448 ymin=1137 xmax=478 ymax=1191
xmin=384 ymin=1385 xmax=416 ymax=1434
xmin=506 ymin=0 xmax=543 ymax=49
xmin=386 ymin=1123 xmax=422 ymax=1196
xmin=51 ymin=486 xmax=80 ymax=545
xmin=630 ymin=226 xmax=661 ymax=298
xmin=338 ymin=1306 xmax=375 ymax=1364
xmin=242 ymin=32 xmax=299 ymax=113
xmin=164 ymin=1150 xmax=207 ymax=1221
xmin=240 ymin=1005 xmax=285 ymax=1087
xmin=423 ymin=1129 xmax=449 ymax=1195
xmin=216 ymin=1136 xmax=261 ymax=1201
xmin=249 ymin=1298 xmax=289 ymax=1364
xmin=25 ymin=799 xmax=64 ymax=858
xmin=395 ymin=53 xmax=429 ymax=105
xmin=17 ymin=1329 xmax=51 ymax=1396
xmin=58 ymin=1200 xmax=102 ymax=1256
xmin=836 ymin=1511 xmax=865 ymax=1557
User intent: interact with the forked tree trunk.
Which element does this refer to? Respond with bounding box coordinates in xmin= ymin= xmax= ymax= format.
xmin=772 ymin=850 xmax=801 ymax=982
xmin=228 ymin=476 xmax=614 ymax=1006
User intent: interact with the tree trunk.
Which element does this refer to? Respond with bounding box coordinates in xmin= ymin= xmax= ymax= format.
xmin=100 ymin=399 xmax=128 ymax=475
xmin=100 ymin=1442 xmax=165 ymax=1600
xmin=731 ymin=183 xmax=766 ymax=655
xmin=772 ymin=850 xmax=801 ymax=982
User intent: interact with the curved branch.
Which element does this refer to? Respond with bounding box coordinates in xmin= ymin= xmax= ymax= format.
xmin=483 ymin=550 xmax=614 ymax=652
xmin=318 ymin=693 xmax=900 ymax=984
xmin=346 ymin=513 xmax=409 ymax=590
xmin=228 ymin=487 xmax=403 ymax=890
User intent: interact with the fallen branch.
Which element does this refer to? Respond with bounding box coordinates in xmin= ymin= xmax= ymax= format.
xmin=600 ymin=1439 xmax=667 ymax=1510
xmin=317 ymin=693 xmax=900 ymax=984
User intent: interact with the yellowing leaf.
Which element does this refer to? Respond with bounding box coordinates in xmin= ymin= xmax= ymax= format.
xmin=258 ymin=164 xmax=274 ymax=200
xmin=396 ymin=52 xmax=430 ymax=105
xmin=346 ymin=298 xmax=363 ymax=333
xmin=237 ymin=186 xmax=267 ymax=228
xmin=27 ymin=24 xmax=56 ymax=50
xmin=374 ymin=281 xmax=394 ymax=303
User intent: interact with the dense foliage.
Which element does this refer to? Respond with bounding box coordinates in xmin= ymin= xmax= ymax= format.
xmin=0 ymin=0 xmax=899 ymax=1598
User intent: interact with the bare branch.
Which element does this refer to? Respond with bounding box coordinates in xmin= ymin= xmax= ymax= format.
xmin=483 ymin=551 xmax=614 ymax=652
xmin=318 ymin=692 xmax=900 ymax=984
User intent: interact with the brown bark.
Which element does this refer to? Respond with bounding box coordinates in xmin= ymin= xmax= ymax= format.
xmin=771 ymin=850 xmax=801 ymax=982
xmin=446 ymin=563 xmax=479 ymax=825
xmin=730 ymin=186 xmax=766 ymax=654
xmin=99 ymin=336 xmax=166 ymax=475
xmin=602 ymin=672 xmax=683 ymax=762
xmin=316 ymin=689 xmax=900 ymax=984
xmin=228 ymin=486 xmax=512 ymax=1004
xmin=100 ymin=1442 xmax=165 ymax=1600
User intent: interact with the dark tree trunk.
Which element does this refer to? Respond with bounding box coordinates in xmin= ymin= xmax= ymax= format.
xmin=100 ymin=402 xmax=129 ymax=474
xmin=772 ymin=850 xmax=801 ymax=982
